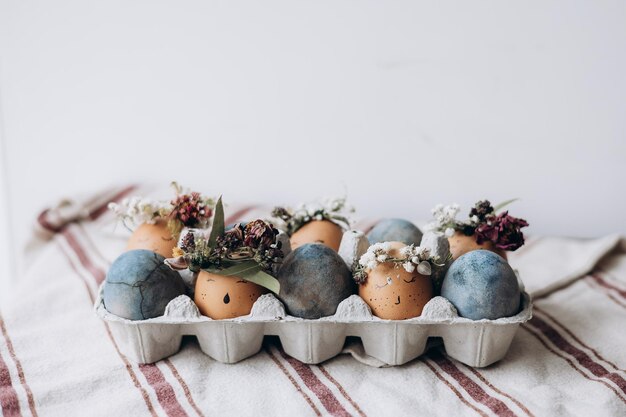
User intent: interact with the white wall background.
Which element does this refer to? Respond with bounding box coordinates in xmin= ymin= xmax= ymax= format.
xmin=1 ymin=1 xmax=625 ymax=301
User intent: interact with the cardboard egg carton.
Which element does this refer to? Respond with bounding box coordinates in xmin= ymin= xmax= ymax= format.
xmin=95 ymin=290 xmax=531 ymax=367
xmin=94 ymin=230 xmax=533 ymax=367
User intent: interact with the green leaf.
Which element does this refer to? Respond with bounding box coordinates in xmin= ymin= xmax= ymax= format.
xmin=215 ymin=260 xmax=260 ymax=276
xmin=208 ymin=196 xmax=225 ymax=250
xmin=493 ymin=198 xmax=519 ymax=213
xmin=206 ymin=260 xmax=281 ymax=294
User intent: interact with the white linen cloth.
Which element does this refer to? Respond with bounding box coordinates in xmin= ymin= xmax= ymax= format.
xmin=1 ymin=184 xmax=625 ymax=417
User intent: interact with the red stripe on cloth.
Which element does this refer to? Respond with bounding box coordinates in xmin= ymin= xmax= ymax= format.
xmin=37 ymin=185 xmax=136 ymax=234
xmin=0 ymin=351 xmax=22 ymax=417
xmin=464 ymin=366 xmax=535 ymax=417
xmin=57 ymin=240 xmax=159 ymax=417
xmin=224 ymin=206 xmax=256 ymax=226
xmin=586 ymin=278 xmax=626 ymax=309
xmin=534 ymin=306 xmax=626 ymax=374
xmin=265 ymin=349 xmax=322 ymax=416
xmin=521 ymin=324 xmax=626 ymax=404
xmin=278 ymin=350 xmax=351 ymax=417
xmin=0 ymin=317 xmax=38 ymax=417
xmin=163 ymin=360 xmax=206 ymax=417
xmin=62 ymin=229 xmax=106 ymax=285
xmin=526 ymin=314 xmax=626 ymax=399
xmin=139 ymin=365 xmax=189 ymax=417
xmin=422 ymin=358 xmax=488 ymax=417
xmin=37 ymin=209 xmax=62 ymax=233
xmin=72 ymin=224 xmax=205 ymax=417
xmin=591 ymin=274 xmax=626 ymax=299
xmin=317 ymin=365 xmax=367 ymax=417
xmin=60 ymin=231 xmax=191 ymax=416
xmin=89 ymin=185 xmax=137 ymax=220
xmin=429 ymin=352 xmax=517 ymax=417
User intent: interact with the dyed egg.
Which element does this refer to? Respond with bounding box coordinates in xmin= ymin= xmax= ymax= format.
xmin=277 ymin=243 xmax=355 ymax=319
xmin=367 ymin=218 xmax=423 ymax=246
xmin=359 ymin=242 xmax=433 ymax=320
xmin=194 ymin=270 xmax=267 ymax=319
xmin=441 ymin=250 xmax=520 ymax=320
xmin=290 ymin=220 xmax=343 ymax=252
xmin=448 ymin=231 xmax=506 ymax=260
xmin=103 ymin=250 xmax=186 ymax=320
xmin=126 ymin=221 xmax=177 ymax=258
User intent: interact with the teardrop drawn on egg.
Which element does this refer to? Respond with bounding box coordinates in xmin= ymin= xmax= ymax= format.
xmin=223 ymin=293 xmax=231 ymax=304
xmin=395 ymin=296 xmax=401 ymax=305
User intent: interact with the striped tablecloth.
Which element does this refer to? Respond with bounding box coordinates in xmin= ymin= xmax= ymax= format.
xmin=1 ymin=185 xmax=625 ymax=417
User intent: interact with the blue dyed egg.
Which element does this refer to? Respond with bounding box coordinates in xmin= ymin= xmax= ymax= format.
xmin=277 ymin=243 xmax=356 ymax=319
xmin=103 ymin=249 xmax=186 ymax=320
xmin=367 ymin=218 xmax=423 ymax=246
xmin=441 ymin=250 xmax=520 ymax=320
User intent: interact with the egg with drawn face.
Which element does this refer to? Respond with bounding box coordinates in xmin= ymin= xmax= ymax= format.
xmin=194 ymin=270 xmax=267 ymax=319
xmin=448 ymin=231 xmax=507 ymax=260
xmin=290 ymin=220 xmax=343 ymax=252
xmin=126 ymin=220 xmax=177 ymax=258
xmin=358 ymin=242 xmax=434 ymax=320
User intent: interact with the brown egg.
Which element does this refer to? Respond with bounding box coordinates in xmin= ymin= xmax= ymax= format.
xmin=290 ymin=220 xmax=343 ymax=252
xmin=194 ymin=270 xmax=268 ymax=319
xmin=448 ymin=231 xmax=507 ymax=260
xmin=126 ymin=221 xmax=177 ymax=258
xmin=358 ymin=242 xmax=433 ymax=320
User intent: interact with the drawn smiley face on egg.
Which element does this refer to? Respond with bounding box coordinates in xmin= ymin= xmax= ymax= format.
xmin=358 ymin=242 xmax=434 ymax=320
xmin=290 ymin=220 xmax=344 ymax=252
xmin=194 ymin=270 xmax=267 ymax=319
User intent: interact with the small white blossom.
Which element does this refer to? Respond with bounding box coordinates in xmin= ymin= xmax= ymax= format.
xmin=376 ymin=254 xmax=388 ymax=262
xmin=399 ymin=246 xmax=412 ymax=257
xmin=403 ymin=262 xmax=416 ymax=273
xmin=444 ymin=227 xmax=455 ymax=237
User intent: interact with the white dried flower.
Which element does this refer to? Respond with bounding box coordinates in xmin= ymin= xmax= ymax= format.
xmin=444 ymin=227 xmax=455 ymax=237
xmin=376 ymin=254 xmax=388 ymax=262
xmin=403 ymin=262 xmax=416 ymax=273
xmin=399 ymin=246 xmax=412 ymax=256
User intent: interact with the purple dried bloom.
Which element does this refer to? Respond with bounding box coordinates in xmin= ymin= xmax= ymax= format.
xmin=180 ymin=232 xmax=196 ymax=252
xmin=244 ymin=220 xmax=279 ymax=249
xmin=217 ymin=224 xmax=245 ymax=250
xmin=170 ymin=192 xmax=212 ymax=227
xmin=475 ymin=211 xmax=529 ymax=251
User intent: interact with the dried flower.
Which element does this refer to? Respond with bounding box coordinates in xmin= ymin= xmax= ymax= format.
xmin=425 ymin=198 xmax=529 ymax=252
xmin=217 ymin=224 xmax=245 ymax=250
xmin=354 ymin=242 xmax=446 ymax=284
xmin=271 ymin=197 xmax=353 ymax=235
xmin=244 ymin=220 xmax=279 ymax=249
xmin=170 ymin=218 xmax=284 ymax=273
xmin=180 ymin=231 xmax=196 ymax=252
xmin=169 ymin=191 xmax=212 ymax=228
xmin=469 ymin=200 xmax=495 ymax=223
xmin=475 ymin=211 xmax=529 ymax=251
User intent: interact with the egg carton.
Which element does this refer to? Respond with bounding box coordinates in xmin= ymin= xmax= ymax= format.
xmin=95 ymin=285 xmax=532 ymax=367
xmin=95 ymin=230 xmax=533 ymax=367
